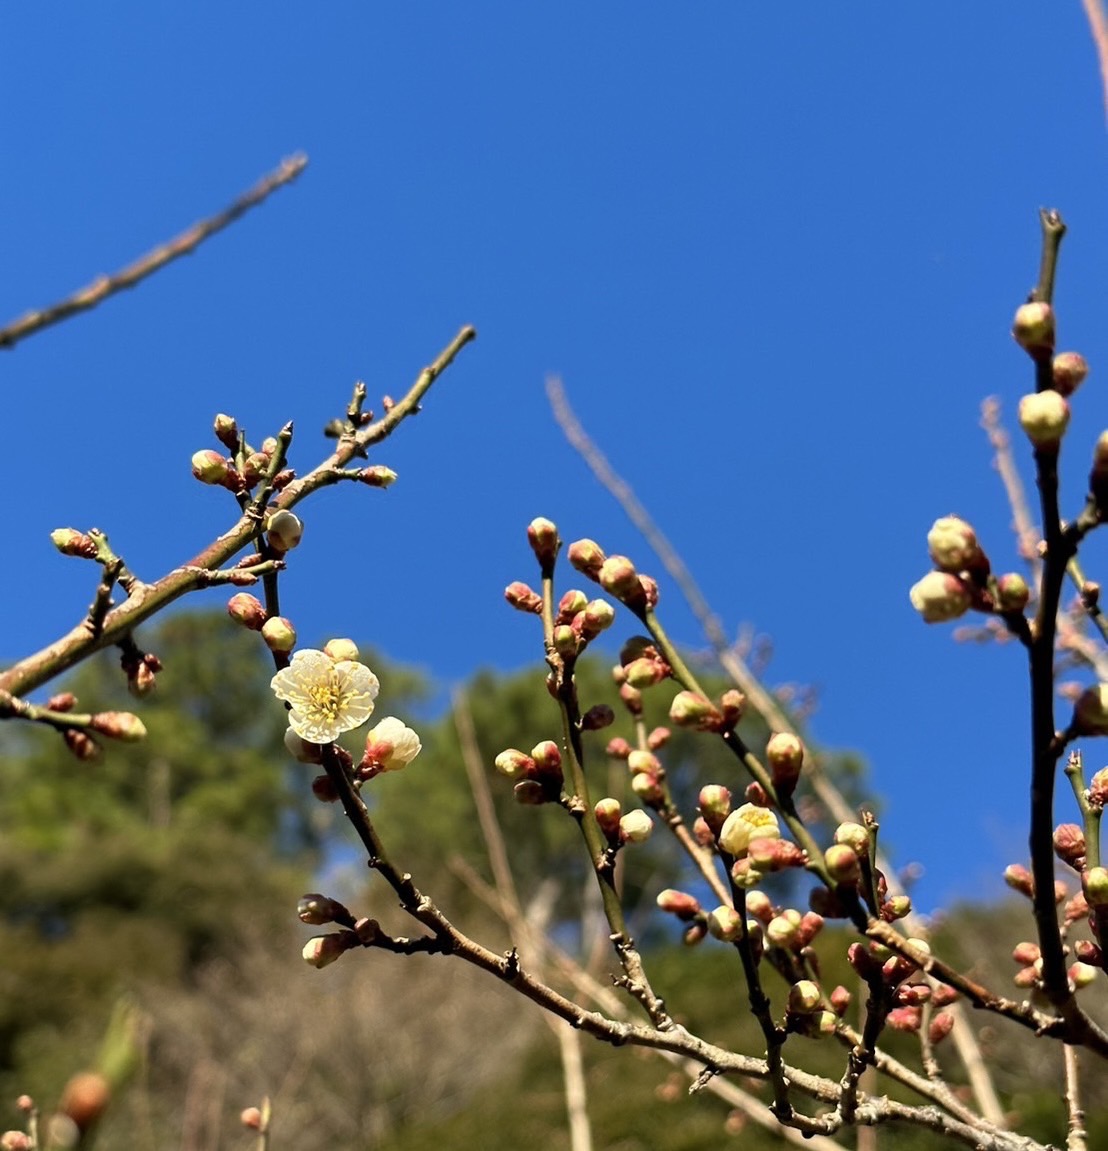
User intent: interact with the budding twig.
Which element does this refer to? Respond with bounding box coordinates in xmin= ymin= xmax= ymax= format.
xmin=0 ymin=154 xmax=308 ymax=350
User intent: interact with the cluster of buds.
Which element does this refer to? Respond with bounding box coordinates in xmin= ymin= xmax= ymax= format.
xmin=1011 ymin=939 xmax=1101 ymax=994
xmin=568 ymin=540 xmax=659 ymax=614
xmin=1003 ymin=861 xmax=1069 ymax=905
xmin=553 ymin=590 xmax=616 ymax=657
xmin=302 ymin=916 xmax=378 ymax=969
xmin=847 ymin=938 xmax=955 ymax=1040
xmin=616 ymin=638 xmax=671 ymax=691
xmin=120 ymin=647 xmax=162 ymax=697
xmin=784 ymin=979 xmax=838 ymax=1038
xmin=494 ymin=740 xmax=565 ymax=805
xmin=1011 ymin=302 xmax=1091 ymax=449
xmin=594 ymin=797 xmax=654 ymax=846
xmin=707 ymin=800 xmax=806 ymax=886
xmin=909 ymin=515 xmax=1031 ymax=624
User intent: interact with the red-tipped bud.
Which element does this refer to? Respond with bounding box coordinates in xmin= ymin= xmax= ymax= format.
xmin=638 ymin=575 xmax=659 ymax=608
xmin=927 ymin=516 xmax=986 ymax=573
xmin=698 ymin=784 xmax=732 ymax=819
xmin=656 ymin=889 xmax=701 ymax=919
xmin=504 ymin=581 xmax=543 ymax=614
xmin=707 ymin=906 xmax=743 ymax=942
xmin=928 ymin=1011 xmax=955 ymax=1045
xmin=1018 ymin=391 xmax=1070 ymax=448
xmin=531 ymin=740 xmax=562 ymax=774
xmin=568 ymin=539 xmax=607 ymax=579
xmin=579 ymin=599 xmax=616 ymax=640
xmin=526 ymin=517 xmax=560 ymax=566
xmin=261 ymin=616 xmax=297 ymax=653
xmin=748 ymin=837 xmax=806 ymax=872
xmin=1012 ymin=301 xmax=1055 ymax=355
xmin=1053 ymin=823 xmax=1087 ymax=868
xmin=47 ymin=692 xmax=77 ymax=712
xmin=1052 ymin=352 xmax=1089 ymax=397
xmin=1066 ymin=892 xmax=1090 ymax=924
xmin=624 ymin=656 xmax=667 ymax=689
xmin=227 ymin=592 xmax=267 ymax=630
xmin=594 ymin=797 xmax=622 ymax=840
xmin=746 ymin=890 xmax=773 ymax=923
xmin=557 ymin=590 xmax=589 ymax=621
xmin=630 ymin=771 xmax=665 ymax=804
xmin=605 ymin=737 xmax=631 ymax=759
xmin=692 ymin=816 xmax=715 ymax=846
xmin=829 ymin=985 xmax=852 ymax=1015
xmin=50 ymin=528 xmax=98 ymax=558
xmin=886 ymin=1005 xmax=922 ymax=1033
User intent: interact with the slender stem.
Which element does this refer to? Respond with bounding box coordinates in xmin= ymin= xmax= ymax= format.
xmin=0 ymin=155 xmax=308 ymax=350
xmin=1064 ymin=1045 xmax=1087 ymax=1151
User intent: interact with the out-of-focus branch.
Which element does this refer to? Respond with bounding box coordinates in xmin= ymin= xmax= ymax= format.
xmin=0 ymin=154 xmax=308 ymax=350
xmin=546 ymin=372 xmax=1007 ymax=1125
xmin=1082 ymin=0 xmax=1108 ymax=123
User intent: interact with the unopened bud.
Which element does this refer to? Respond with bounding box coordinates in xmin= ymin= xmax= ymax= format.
xmin=302 ymin=931 xmax=359 ymax=969
xmin=527 ymin=517 xmax=560 ymax=566
xmin=833 ymin=822 xmax=869 ymax=857
xmin=59 ymin=1071 xmax=111 ymax=1131
xmin=1052 ymin=352 xmax=1089 ymax=397
xmin=766 ymin=910 xmax=802 ymax=949
xmin=627 ymin=749 xmax=661 ymax=776
xmin=504 ymin=581 xmax=543 ymax=614
xmin=598 ymin=555 xmax=641 ymax=601
xmin=1070 ymin=961 xmax=1099 ymax=989
xmin=909 ymin=570 xmax=972 ymax=623
xmin=594 ymin=797 xmax=622 ymax=839
xmin=358 ymin=466 xmax=398 ymax=488
xmin=927 ymin=516 xmax=985 ymax=573
xmin=567 ymin=538 xmax=606 ymax=579
xmin=1083 ymin=866 xmax=1108 ymax=907
xmin=668 ymin=690 xmax=722 ymax=731
xmin=1012 ymin=301 xmax=1054 ymax=355
xmin=996 ymin=572 xmax=1030 ymax=612
xmin=1004 ymin=863 xmax=1034 ymax=897
xmin=1089 ymin=766 xmax=1108 ymax=808
xmin=298 ymin=893 xmax=352 ymax=926
xmin=240 ymin=1108 xmax=263 ymax=1131
xmin=261 ymin=616 xmax=297 ymax=653
xmin=656 ymin=889 xmax=702 ymax=919
xmin=824 ymin=843 xmax=861 ymax=885
xmin=266 ymin=509 xmax=303 ymax=552
xmin=707 ymin=906 xmax=743 ymax=942
xmin=311 ymin=774 xmax=340 ymax=802
xmin=829 ymin=985 xmax=852 ymax=1015
xmin=928 ymin=1011 xmax=955 ymax=1045
xmin=213 ymin=413 xmax=238 ymax=449
xmin=766 ymin=732 xmax=804 ymax=795
xmin=619 ymin=809 xmax=653 ymax=843
xmin=788 ymin=980 xmax=822 ymax=1015
xmin=557 ymin=590 xmax=588 ymax=621
xmin=553 ymin=624 xmax=579 ymax=658
xmin=606 ymin=737 xmax=631 ymax=759
xmin=191 ymin=449 xmax=232 ymax=485
xmin=531 ymin=740 xmax=562 ymax=774
xmin=630 ymin=771 xmax=664 ymax=803
xmin=1074 ymin=684 xmax=1108 ymax=736
xmin=746 ymin=890 xmax=773 ymax=923
xmin=1018 ymin=390 xmax=1070 ymax=448
xmin=1053 ymin=823 xmax=1086 ymax=868
xmin=698 ymin=785 xmax=732 ymax=819
xmin=50 ymin=529 xmax=98 ymax=559
xmin=227 ymin=592 xmax=267 ymax=630
xmin=882 ymin=895 xmax=912 ymax=921
xmin=886 ymin=1005 xmax=922 ymax=1033
xmin=719 ymin=690 xmax=745 ymax=727
xmin=647 ymin=726 xmax=670 ymax=750
xmin=47 ymin=692 xmax=77 ymax=712
xmin=494 ymin=749 xmax=534 ymax=778
xmin=323 ymin=637 xmax=359 ymax=662
xmin=89 ymin=711 xmax=147 ymax=742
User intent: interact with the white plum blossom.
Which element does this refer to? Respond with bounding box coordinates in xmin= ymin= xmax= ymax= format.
xmin=271 ymin=649 xmax=379 ymax=743
xmin=362 ymin=717 xmax=423 ymax=772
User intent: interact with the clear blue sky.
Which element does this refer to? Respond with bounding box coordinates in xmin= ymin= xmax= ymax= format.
xmin=2 ymin=6 xmax=1107 ymax=914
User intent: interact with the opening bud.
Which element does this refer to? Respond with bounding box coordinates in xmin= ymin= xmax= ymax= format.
xmin=909 ymin=571 xmax=971 ymax=623
xmin=266 ymin=509 xmax=304 ymax=552
xmin=619 ymin=809 xmax=654 ymax=843
xmin=227 ymin=592 xmax=267 ymax=630
xmin=926 ymin=516 xmax=985 ymax=573
xmin=362 ymin=717 xmax=422 ymax=773
xmin=50 ymin=529 xmax=98 ymax=559
xmin=719 ymin=803 xmax=781 ymax=857
xmin=567 ymin=538 xmax=606 ymax=579
xmin=261 ymin=616 xmax=297 ymax=653
xmin=358 ymin=466 xmax=398 ymax=488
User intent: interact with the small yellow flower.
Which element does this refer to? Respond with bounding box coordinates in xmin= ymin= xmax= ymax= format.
xmin=271 ymin=649 xmax=379 ymax=743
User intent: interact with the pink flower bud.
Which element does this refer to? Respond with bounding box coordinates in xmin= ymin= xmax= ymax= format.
xmin=594 ymin=797 xmax=622 ymax=839
xmin=605 ymin=737 xmax=631 ymax=759
xmin=1004 ymin=863 xmax=1034 ymax=897
xmin=647 ymin=726 xmax=670 ymax=750
xmin=656 ymin=889 xmax=701 ymax=919
xmin=829 ymin=985 xmax=852 ymax=1015
xmin=504 ymin=581 xmax=543 ymax=614
xmin=909 ymin=571 xmax=972 ymax=623
xmin=1018 ymin=390 xmax=1070 ymax=448
xmin=240 ymin=1108 xmax=263 ymax=1131
xmin=47 ymin=692 xmax=77 ymax=712
xmin=995 ymin=572 xmax=1030 ymax=612
xmin=619 ymin=682 xmax=643 ymax=716
xmin=886 ymin=1005 xmax=922 ymax=1033
xmin=568 ymin=538 xmax=606 ymax=579
xmin=928 ymin=1011 xmax=955 ymax=1045
xmin=1012 ymin=301 xmax=1054 ymax=355
xmin=1065 ymin=891 xmax=1089 ymax=925
xmin=1052 ymin=352 xmax=1089 ymax=397
xmin=557 ymin=590 xmax=588 ymax=621
xmin=63 ymin=729 xmax=102 ymax=761
xmin=746 ymin=890 xmax=773 ymax=923
xmin=1053 ymin=823 xmax=1086 ymax=868
xmin=531 ymin=740 xmax=562 ymax=773
xmin=630 ymin=771 xmax=664 ymax=804
xmin=50 ymin=528 xmax=98 ymax=558
xmin=302 ymin=931 xmax=359 ymax=969
xmin=227 ymin=592 xmax=267 ymax=630
xmin=698 ymin=785 xmax=732 ymax=818
xmin=627 ymin=749 xmax=661 ymax=776
xmin=527 ymin=517 xmax=560 ymax=566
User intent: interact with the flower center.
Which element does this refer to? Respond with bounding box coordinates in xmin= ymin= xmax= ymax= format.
xmin=307 ymin=678 xmax=344 ymax=720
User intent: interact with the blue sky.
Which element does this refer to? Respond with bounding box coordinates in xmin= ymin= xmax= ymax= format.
xmin=2 ymin=6 xmax=1107 ymax=914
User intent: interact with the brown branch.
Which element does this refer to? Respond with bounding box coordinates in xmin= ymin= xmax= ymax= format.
xmin=0 ymin=324 xmax=475 ymax=699
xmin=0 ymin=154 xmax=308 ymax=350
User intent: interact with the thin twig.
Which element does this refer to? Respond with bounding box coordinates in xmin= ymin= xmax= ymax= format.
xmin=0 ymin=154 xmax=308 ymax=350
xmin=1064 ymin=1045 xmax=1087 ymax=1151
